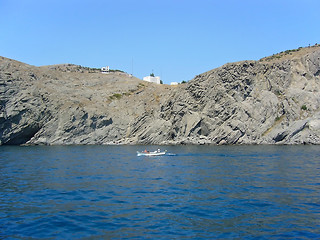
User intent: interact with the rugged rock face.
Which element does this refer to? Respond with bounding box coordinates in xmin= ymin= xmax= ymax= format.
xmin=157 ymin=45 xmax=320 ymax=145
xmin=1 ymin=45 xmax=320 ymax=145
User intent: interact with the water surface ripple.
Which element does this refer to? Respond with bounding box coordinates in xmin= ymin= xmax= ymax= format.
xmin=1 ymin=145 xmax=320 ymax=239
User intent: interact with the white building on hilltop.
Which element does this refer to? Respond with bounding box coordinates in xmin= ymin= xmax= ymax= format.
xmin=143 ymin=75 xmax=161 ymax=84
xmin=101 ymin=66 xmax=109 ymax=73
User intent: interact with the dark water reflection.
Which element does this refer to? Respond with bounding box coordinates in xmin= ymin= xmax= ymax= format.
xmin=1 ymin=145 xmax=320 ymax=239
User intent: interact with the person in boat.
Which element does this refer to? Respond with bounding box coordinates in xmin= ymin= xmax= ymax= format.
xmin=143 ymin=149 xmax=149 ymax=153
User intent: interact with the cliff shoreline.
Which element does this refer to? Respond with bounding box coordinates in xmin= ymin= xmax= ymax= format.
xmin=1 ymin=45 xmax=320 ymax=145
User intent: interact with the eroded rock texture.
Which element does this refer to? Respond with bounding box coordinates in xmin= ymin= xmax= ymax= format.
xmin=1 ymin=45 xmax=320 ymax=145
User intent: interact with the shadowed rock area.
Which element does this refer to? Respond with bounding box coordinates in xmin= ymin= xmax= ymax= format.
xmin=1 ymin=45 xmax=320 ymax=145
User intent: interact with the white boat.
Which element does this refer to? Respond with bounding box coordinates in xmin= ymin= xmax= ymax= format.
xmin=137 ymin=149 xmax=167 ymax=156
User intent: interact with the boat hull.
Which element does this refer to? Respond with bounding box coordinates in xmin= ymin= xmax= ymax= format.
xmin=137 ymin=151 xmax=167 ymax=156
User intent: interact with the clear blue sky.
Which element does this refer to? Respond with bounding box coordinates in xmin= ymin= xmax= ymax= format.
xmin=1 ymin=0 xmax=319 ymax=84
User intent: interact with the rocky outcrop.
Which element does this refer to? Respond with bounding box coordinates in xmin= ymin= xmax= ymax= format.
xmin=1 ymin=45 xmax=320 ymax=145
xmin=155 ymin=45 xmax=320 ymax=145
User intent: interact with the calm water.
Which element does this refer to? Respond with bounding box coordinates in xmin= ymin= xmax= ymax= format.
xmin=0 ymin=145 xmax=320 ymax=239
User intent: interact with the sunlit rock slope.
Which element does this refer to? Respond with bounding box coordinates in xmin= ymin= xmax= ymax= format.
xmin=1 ymin=45 xmax=320 ymax=145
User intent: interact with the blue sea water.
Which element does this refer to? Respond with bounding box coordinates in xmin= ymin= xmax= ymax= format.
xmin=0 ymin=145 xmax=320 ymax=239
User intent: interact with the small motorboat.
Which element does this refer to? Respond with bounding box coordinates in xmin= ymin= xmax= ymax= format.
xmin=137 ymin=149 xmax=167 ymax=156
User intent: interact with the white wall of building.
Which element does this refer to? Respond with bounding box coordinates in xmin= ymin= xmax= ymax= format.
xmin=143 ymin=76 xmax=161 ymax=84
xmin=101 ymin=66 xmax=109 ymax=73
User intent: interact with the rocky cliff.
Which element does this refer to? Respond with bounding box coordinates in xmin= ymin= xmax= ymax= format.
xmin=1 ymin=45 xmax=320 ymax=145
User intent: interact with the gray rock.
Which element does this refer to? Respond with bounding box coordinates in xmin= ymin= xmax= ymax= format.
xmin=1 ymin=45 xmax=320 ymax=145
